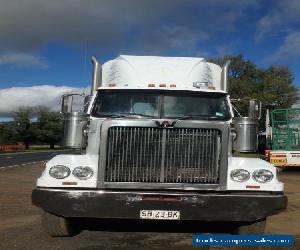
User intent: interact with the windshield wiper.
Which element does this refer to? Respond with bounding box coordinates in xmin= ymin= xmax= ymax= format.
xmin=105 ymin=112 xmax=156 ymax=118
xmin=120 ymin=112 xmax=156 ymax=118
xmin=196 ymin=115 xmax=224 ymax=120
xmin=171 ymin=115 xmax=224 ymax=122
xmin=173 ymin=115 xmax=194 ymax=120
xmin=169 ymin=116 xmax=194 ymax=126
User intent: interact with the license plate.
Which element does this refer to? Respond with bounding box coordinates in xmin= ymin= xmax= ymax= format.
xmin=140 ymin=210 xmax=180 ymax=220
xmin=271 ymin=158 xmax=287 ymax=165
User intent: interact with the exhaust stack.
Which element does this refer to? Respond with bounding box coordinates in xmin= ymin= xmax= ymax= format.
xmin=221 ymin=60 xmax=231 ymax=92
xmin=91 ymin=56 xmax=102 ymax=94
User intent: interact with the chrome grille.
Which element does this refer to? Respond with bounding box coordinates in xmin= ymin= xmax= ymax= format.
xmin=105 ymin=127 xmax=221 ymax=184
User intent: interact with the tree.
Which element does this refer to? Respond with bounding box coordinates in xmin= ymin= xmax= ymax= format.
xmin=1 ymin=107 xmax=63 ymax=149
xmin=0 ymin=122 xmax=17 ymax=144
xmin=35 ymin=107 xmax=63 ymax=149
xmin=209 ymin=55 xmax=298 ymax=119
xmin=262 ymin=66 xmax=298 ymax=109
xmin=12 ymin=108 xmax=36 ymax=149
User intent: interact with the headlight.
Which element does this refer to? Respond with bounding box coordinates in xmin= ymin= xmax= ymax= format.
xmin=72 ymin=166 xmax=94 ymax=180
xmin=253 ymin=169 xmax=273 ymax=183
xmin=230 ymin=169 xmax=250 ymax=182
xmin=49 ymin=165 xmax=70 ymax=179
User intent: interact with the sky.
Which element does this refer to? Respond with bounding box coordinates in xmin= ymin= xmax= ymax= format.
xmin=0 ymin=0 xmax=300 ymax=118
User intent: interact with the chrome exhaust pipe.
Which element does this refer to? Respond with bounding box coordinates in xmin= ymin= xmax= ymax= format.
xmin=221 ymin=60 xmax=231 ymax=92
xmin=91 ymin=56 xmax=102 ymax=94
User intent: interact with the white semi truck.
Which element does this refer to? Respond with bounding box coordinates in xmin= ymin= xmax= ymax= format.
xmin=32 ymin=55 xmax=287 ymax=236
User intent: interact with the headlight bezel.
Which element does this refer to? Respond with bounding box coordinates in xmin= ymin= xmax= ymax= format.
xmin=252 ymin=169 xmax=274 ymax=183
xmin=230 ymin=169 xmax=250 ymax=182
xmin=72 ymin=166 xmax=94 ymax=180
xmin=49 ymin=165 xmax=71 ymax=179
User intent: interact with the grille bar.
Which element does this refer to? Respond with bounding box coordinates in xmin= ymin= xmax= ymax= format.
xmin=105 ymin=127 xmax=221 ymax=184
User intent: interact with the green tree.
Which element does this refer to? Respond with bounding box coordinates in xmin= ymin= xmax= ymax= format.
xmin=35 ymin=107 xmax=63 ymax=149
xmin=12 ymin=108 xmax=36 ymax=149
xmin=0 ymin=122 xmax=17 ymax=144
xmin=209 ymin=55 xmax=298 ymax=118
xmin=262 ymin=66 xmax=298 ymax=109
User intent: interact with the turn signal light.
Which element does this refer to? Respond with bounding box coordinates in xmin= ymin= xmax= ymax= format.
xmin=62 ymin=181 xmax=78 ymax=185
xmin=246 ymin=185 xmax=260 ymax=189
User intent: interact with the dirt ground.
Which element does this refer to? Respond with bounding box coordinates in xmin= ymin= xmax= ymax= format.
xmin=0 ymin=164 xmax=299 ymax=250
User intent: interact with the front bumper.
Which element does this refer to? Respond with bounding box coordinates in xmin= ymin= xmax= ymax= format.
xmin=32 ymin=188 xmax=287 ymax=222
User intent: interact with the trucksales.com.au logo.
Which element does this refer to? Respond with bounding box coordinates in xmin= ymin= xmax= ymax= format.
xmin=192 ymin=235 xmax=294 ymax=246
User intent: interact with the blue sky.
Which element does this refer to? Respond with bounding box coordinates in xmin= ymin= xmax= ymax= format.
xmin=0 ymin=0 xmax=300 ymax=117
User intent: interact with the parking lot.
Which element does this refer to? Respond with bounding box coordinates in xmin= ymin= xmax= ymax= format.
xmin=0 ymin=163 xmax=299 ymax=249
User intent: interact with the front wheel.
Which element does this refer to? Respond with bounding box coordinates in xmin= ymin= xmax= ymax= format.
xmin=234 ymin=219 xmax=266 ymax=235
xmin=41 ymin=211 xmax=81 ymax=237
xmin=276 ymin=167 xmax=285 ymax=172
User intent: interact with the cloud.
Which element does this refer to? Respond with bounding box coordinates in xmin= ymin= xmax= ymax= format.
xmin=266 ymin=31 xmax=300 ymax=63
xmin=0 ymin=0 xmax=258 ymax=55
xmin=136 ymin=25 xmax=208 ymax=55
xmin=256 ymin=0 xmax=300 ymax=41
xmin=0 ymin=53 xmax=48 ymax=68
xmin=0 ymin=85 xmax=89 ymax=116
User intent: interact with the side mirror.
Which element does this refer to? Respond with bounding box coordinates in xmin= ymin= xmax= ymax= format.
xmin=61 ymin=94 xmax=85 ymax=114
xmin=249 ymin=99 xmax=262 ymax=120
xmin=61 ymin=95 xmax=73 ymax=113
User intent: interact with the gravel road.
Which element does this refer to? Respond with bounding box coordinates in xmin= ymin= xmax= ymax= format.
xmin=0 ymin=164 xmax=299 ymax=250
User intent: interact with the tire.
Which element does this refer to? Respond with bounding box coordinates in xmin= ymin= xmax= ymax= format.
xmin=41 ymin=211 xmax=81 ymax=237
xmin=276 ymin=167 xmax=285 ymax=172
xmin=234 ymin=219 xmax=266 ymax=235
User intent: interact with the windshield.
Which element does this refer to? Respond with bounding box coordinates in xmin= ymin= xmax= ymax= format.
xmin=91 ymin=90 xmax=231 ymax=120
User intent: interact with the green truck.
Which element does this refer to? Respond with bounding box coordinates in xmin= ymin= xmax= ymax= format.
xmin=266 ymin=108 xmax=300 ymax=168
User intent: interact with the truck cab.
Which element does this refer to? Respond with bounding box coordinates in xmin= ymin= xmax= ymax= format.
xmin=32 ymin=55 xmax=287 ymax=236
